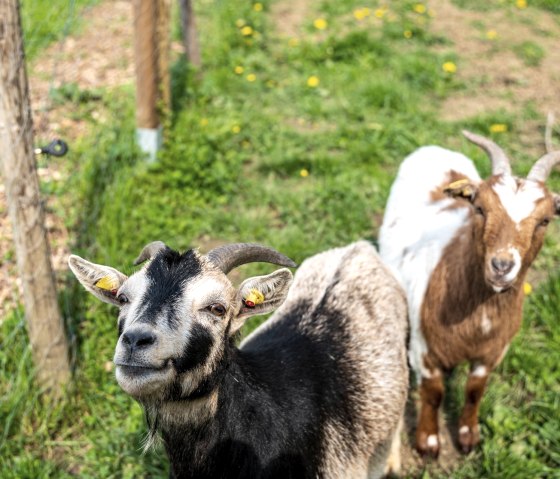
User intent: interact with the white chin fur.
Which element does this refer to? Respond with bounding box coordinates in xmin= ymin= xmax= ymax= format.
xmin=115 ymin=366 xmax=173 ymax=397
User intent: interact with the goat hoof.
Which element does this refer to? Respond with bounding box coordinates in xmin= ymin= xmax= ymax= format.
xmin=458 ymin=425 xmax=480 ymax=454
xmin=416 ymin=433 xmax=439 ymax=458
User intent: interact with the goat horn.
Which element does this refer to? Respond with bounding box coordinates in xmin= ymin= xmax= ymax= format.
xmin=133 ymin=241 xmax=167 ymax=265
xmin=207 ymin=243 xmax=297 ymax=274
xmin=462 ymin=130 xmax=512 ymax=176
xmin=527 ymin=151 xmax=560 ymax=183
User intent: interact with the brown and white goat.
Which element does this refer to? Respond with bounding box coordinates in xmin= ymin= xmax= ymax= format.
xmin=379 ymin=131 xmax=560 ymax=457
xmin=69 ymin=241 xmax=408 ymax=478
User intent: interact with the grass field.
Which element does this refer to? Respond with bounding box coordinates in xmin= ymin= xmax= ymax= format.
xmin=1 ymin=0 xmax=560 ymax=477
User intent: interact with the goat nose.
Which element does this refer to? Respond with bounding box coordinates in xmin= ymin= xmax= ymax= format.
xmin=491 ymin=257 xmax=514 ymax=275
xmin=121 ymin=330 xmax=156 ymax=350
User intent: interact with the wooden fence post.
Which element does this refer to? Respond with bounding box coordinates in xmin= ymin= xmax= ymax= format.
xmin=133 ymin=0 xmax=171 ymax=162
xmin=156 ymin=0 xmax=171 ymax=109
xmin=0 ymin=0 xmax=70 ymax=391
xmin=179 ymin=0 xmax=201 ymax=67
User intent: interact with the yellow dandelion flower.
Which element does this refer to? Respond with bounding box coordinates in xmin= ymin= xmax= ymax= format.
xmin=300 ymin=169 xmax=309 ymax=177
xmin=200 ymin=118 xmax=209 ymax=127
xmin=516 ymin=0 xmax=527 ymax=9
xmin=353 ymin=8 xmax=371 ymax=20
xmin=374 ymin=8 xmax=385 ymax=18
xmin=404 ymin=30 xmax=413 ymax=39
xmin=288 ymin=38 xmax=299 ymax=47
xmin=486 ymin=29 xmax=498 ymax=40
xmin=442 ymin=61 xmax=457 ymax=73
xmin=246 ymin=73 xmax=257 ymax=82
xmin=489 ymin=123 xmax=508 ymax=133
xmin=307 ymin=75 xmax=320 ymax=87
xmin=523 ymin=282 xmax=532 ymax=295
xmin=234 ymin=66 xmax=244 ymax=74
xmin=232 ymin=125 xmax=241 ymax=134
xmin=241 ymin=26 xmax=253 ymax=36
xmin=253 ymin=2 xmax=263 ymax=12
xmin=235 ymin=18 xmax=246 ymax=28
xmin=313 ymin=18 xmax=328 ymax=30
xmin=414 ymin=3 xmax=427 ymax=14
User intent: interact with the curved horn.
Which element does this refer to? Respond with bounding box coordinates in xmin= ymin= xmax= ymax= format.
xmin=207 ymin=243 xmax=297 ymax=274
xmin=527 ymin=151 xmax=560 ymax=183
xmin=133 ymin=241 xmax=167 ymax=265
xmin=462 ymin=130 xmax=512 ymax=176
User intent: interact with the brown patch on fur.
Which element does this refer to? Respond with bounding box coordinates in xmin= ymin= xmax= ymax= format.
xmin=415 ymin=175 xmax=557 ymax=456
xmin=420 ymin=219 xmax=525 ymax=371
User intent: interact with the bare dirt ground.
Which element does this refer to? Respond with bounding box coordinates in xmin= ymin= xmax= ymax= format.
xmin=0 ymin=0 xmax=135 ymax=318
xmin=430 ymin=0 xmax=560 ymax=154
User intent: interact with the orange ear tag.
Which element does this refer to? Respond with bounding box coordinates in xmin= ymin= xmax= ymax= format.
xmin=243 ymin=289 xmax=265 ymax=308
xmin=95 ymin=275 xmax=118 ymax=295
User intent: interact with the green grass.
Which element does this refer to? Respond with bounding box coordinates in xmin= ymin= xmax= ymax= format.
xmin=2 ymin=0 xmax=560 ymax=477
xmin=21 ymin=0 xmax=98 ymax=59
xmin=513 ymin=40 xmax=546 ymax=66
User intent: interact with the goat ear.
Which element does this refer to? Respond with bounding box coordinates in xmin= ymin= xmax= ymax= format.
xmin=68 ymin=255 xmax=128 ymax=307
xmin=231 ymin=268 xmax=293 ymax=334
xmin=443 ymin=178 xmax=478 ymax=202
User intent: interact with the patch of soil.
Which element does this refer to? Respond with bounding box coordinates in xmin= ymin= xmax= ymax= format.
xmin=0 ymin=0 xmax=136 ymax=319
xmin=430 ymin=0 xmax=560 ymax=140
xmin=270 ymin=0 xmax=311 ymax=38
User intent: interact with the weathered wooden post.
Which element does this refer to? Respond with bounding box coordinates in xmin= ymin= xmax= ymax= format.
xmin=132 ymin=0 xmax=171 ymax=162
xmin=0 ymin=0 xmax=70 ymax=391
xmin=179 ymin=0 xmax=201 ymax=67
xmin=133 ymin=0 xmax=160 ymax=162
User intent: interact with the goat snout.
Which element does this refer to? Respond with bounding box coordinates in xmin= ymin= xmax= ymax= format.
xmin=121 ymin=329 xmax=157 ymax=352
xmin=490 ymin=257 xmax=514 ymax=276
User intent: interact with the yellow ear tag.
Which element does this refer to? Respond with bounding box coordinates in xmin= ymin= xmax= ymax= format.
xmin=447 ymin=178 xmax=470 ymax=190
xmin=244 ymin=289 xmax=265 ymax=308
xmin=95 ymin=275 xmax=118 ymax=294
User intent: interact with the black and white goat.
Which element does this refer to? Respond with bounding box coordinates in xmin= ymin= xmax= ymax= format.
xmin=69 ymin=241 xmax=408 ymax=478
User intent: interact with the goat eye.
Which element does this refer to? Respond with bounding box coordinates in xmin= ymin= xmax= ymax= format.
xmin=540 ymin=218 xmax=550 ymax=227
xmin=117 ymin=293 xmax=129 ymax=304
xmin=208 ymin=303 xmax=226 ymax=317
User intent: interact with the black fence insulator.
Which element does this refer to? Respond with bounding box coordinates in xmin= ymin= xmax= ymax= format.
xmin=35 ymin=139 xmax=69 ymax=157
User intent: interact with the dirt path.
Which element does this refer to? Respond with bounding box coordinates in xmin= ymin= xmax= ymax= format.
xmin=0 ymin=0 xmax=135 ymax=318
xmin=430 ymin=0 xmax=560 ymax=154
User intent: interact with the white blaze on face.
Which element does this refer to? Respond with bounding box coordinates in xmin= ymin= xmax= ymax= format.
xmin=503 ymin=247 xmax=521 ymax=283
xmin=490 ymin=177 xmax=544 ymax=286
xmin=492 ymin=176 xmax=545 ymax=226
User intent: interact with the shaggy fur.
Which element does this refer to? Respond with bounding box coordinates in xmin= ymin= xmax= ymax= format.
xmin=69 ymin=241 xmax=408 ymax=478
